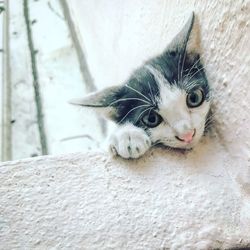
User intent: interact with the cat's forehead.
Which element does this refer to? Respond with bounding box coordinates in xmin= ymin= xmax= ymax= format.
xmin=145 ymin=60 xmax=205 ymax=90
xmin=158 ymin=84 xmax=185 ymax=108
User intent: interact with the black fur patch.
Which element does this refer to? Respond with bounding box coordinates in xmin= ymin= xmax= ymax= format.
xmin=110 ymin=67 xmax=160 ymax=127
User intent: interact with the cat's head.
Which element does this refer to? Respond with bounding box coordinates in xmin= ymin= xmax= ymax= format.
xmin=71 ymin=13 xmax=211 ymax=149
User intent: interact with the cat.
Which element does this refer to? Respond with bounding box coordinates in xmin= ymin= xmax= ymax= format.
xmin=71 ymin=12 xmax=211 ymax=159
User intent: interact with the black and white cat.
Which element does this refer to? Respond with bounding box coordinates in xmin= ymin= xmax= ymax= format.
xmin=71 ymin=13 xmax=211 ymax=159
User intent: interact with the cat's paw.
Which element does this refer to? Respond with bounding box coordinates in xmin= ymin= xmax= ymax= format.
xmin=108 ymin=125 xmax=151 ymax=159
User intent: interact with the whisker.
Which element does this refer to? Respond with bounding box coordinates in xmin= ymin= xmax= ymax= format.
xmin=185 ymin=55 xmax=204 ymax=78
xmin=147 ymin=81 xmax=156 ymax=106
xmin=135 ymin=107 xmax=154 ymax=124
xmin=205 ymin=121 xmax=214 ymax=128
xmin=205 ymin=116 xmax=219 ymax=126
xmin=205 ymin=116 xmax=218 ymax=125
xmin=180 ymin=47 xmax=188 ymax=83
xmin=118 ymin=104 xmax=151 ymax=124
xmin=177 ymin=53 xmax=182 ymax=85
xmin=125 ymin=84 xmax=152 ymax=103
xmin=109 ymin=97 xmax=151 ymax=106
xmin=187 ymin=65 xmax=206 ymax=82
xmin=183 ymin=79 xmax=200 ymax=90
xmin=205 ymin=115 xmax=216 ymax=122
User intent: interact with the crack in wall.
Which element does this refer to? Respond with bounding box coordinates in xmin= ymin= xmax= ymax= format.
xmin=23 ymin=0 xmax=48 ymax=155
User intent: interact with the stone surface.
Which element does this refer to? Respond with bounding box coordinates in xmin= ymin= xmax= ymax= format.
xmin=0 ymin=138 xmax=249 ymax=249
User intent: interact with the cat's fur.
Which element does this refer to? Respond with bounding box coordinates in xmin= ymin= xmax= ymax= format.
xmin=71 ymin=13 xmax=211 ymax=159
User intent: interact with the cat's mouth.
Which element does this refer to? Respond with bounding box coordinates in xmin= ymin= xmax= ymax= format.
xmin=175 ymin=129 xmax=196 ymax=144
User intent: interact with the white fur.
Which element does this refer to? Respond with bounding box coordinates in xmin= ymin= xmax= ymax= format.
xmin=108 ymin=123 xmax=151 ymax=159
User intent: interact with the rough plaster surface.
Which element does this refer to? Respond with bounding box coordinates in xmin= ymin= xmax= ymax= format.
xmin=0 ymin=139 xmax=250 ymax=249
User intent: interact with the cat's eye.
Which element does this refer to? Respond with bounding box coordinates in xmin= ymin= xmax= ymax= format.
xmin=186 ymin=89 xmax=204 ymax=108
xmin=141 ymin=110 xmax=162 ymax=128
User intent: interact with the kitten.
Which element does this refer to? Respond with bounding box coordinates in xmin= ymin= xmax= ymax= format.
xmin=71 ymin=13 xmax=211 ymax=159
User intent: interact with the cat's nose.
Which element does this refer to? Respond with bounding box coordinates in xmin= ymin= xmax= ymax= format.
xmin=178 ymin=129 xmax=195 ymax=143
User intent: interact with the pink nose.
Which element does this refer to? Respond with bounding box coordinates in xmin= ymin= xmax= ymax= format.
xmin=179 ymin=130 xmax=195 ymax=143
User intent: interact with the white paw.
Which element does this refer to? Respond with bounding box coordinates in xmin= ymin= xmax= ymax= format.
xmin=108 ymin=125 xmax=151 ymax=159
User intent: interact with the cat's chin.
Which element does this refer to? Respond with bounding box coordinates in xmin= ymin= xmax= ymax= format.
xmin=176 ymin=140 xmax=200 ymax=150
xmin=171 ymin=144 xmax=194 ymax=150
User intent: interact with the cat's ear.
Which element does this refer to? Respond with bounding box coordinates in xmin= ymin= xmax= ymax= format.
xmin=70 ymin=85 xmax=122 ymax=120
xmin=166 ymin=12 xmax=200 ymax=56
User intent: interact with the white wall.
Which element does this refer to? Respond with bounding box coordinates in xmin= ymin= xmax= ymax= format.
xmin=0 ymin=148 xmax=249 ymax=249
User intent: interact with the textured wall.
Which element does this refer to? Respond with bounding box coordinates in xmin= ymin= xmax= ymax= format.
xmin=0 ymin=145 xmax=249 ymax=249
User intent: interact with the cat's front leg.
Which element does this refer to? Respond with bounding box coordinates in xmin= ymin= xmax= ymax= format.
xmin=108 ymin=123 xmax=151 ymax=159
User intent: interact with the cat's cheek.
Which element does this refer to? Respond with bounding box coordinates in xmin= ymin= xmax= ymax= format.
xmin=148 ymin=125 xmax=173 ymax=144
xmin=190 ymin=109 xmax=208 ymax=133
xmin=193 ymin=123 xmax=205 ymax=145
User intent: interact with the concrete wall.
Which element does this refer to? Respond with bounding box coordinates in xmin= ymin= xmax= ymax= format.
xmin=1 ymin=1 xmax=250 ymax=249
xmin=0 ymin=146 xmax=250 ymax=249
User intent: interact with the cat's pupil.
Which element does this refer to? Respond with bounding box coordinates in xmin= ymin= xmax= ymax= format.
xmin=148 ymin=113 xmax=156 ymax=123
xmin=190 ymin=93 xmax=198 ymax=103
